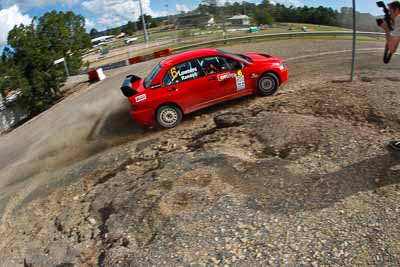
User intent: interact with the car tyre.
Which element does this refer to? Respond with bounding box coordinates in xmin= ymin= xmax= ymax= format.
xmin=156 ymin=104 xmax=182 ymax=129
xmin=257 ymin=73 xmax=280 ymax=96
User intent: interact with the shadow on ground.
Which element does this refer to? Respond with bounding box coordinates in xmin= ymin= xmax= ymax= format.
xmin=215 ymin=151 xmax=400 ymax=214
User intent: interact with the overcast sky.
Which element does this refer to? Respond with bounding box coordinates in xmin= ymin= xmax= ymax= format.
xmin=0 ymin=0 xmax=384 ymax=45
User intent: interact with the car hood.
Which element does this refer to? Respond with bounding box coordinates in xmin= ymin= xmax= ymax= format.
xmin=244 ymin=53 xmax=282 ymax=64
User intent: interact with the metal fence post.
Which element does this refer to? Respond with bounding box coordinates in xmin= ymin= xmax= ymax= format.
xmin=351 ymin=0 xmax=357 ymax=81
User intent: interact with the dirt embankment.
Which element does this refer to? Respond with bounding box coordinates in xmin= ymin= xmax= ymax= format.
xmin=1 ymin=70 xmax=400 ymax=266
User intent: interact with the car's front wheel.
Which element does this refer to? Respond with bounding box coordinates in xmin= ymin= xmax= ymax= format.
xmin=156 ymin=104 xmax=183 ymax=129
xmin=257 ymin=73 xmax=280 ymax=96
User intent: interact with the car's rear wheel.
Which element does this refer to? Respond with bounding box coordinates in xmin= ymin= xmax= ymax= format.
xmin=257 ymin=73 xmax=280 ymax=96
xmin=156 ymin=104 xmax=182 ymax=129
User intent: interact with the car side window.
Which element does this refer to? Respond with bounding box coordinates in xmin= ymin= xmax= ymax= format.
xmin=223 ymin=57 xmax=243 ymax=70
xmin=196 ymin=56 xmax=240 ymax=75
xmin=163 ymin=60 xmax=202 ymax=86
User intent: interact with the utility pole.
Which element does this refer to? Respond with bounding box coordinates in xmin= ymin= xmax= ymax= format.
xmin=138 ymin=0 xmax=149 ymax=43
xmin=64 ymin=60 xmax=70 ymax=77
xmin=350 ymin=0 xmax=356 ymax=81
xmin=219 ymin=3 xmax=227 ymax=44
xmin=165 ymin=4 xmax=170 ymax=25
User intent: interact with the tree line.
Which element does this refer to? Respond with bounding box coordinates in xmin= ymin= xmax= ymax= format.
xmin=198 ymin=0 xmax=379 ymax=31
xmin=198 ymin=0 xmax=338 ymax=26
xmin=90 ymin=14 xmax=163 ymax=38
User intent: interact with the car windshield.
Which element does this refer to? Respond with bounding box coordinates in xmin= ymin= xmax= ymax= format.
xmin=144 ymin=64 xmax=162 ymax=88
xmin=217 ymin=49 xmax=253 ymax=63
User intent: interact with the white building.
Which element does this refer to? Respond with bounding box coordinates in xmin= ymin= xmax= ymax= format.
xmin=228 ymin=15 xmax=250 ymax=26
xmin=91 ymin=35 xmax=115 ymax=46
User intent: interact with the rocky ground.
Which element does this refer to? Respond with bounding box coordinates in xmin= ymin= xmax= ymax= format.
xmin=1 ymin=68 xmax=400 ymax=266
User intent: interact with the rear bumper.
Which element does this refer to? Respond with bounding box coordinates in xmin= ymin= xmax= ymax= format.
xmin=131 ymin=108 xmax=155 ymax=126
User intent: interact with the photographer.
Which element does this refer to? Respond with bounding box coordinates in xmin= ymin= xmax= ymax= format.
xmin=379 ymin=1 xmax=400 ymax=54
xmin=379 ymin=1 xmax=400 ymax=151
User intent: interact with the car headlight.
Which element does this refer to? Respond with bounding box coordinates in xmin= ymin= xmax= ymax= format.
xmin=279 ymin=63 xmax=286 ymax=71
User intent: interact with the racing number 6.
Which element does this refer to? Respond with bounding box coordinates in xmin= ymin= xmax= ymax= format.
xmin=170 ymin=67 xmax=179 ymax=80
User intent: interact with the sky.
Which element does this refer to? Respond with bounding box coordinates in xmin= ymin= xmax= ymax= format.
xmin=0 ymin=0 xmax=387 ymax=46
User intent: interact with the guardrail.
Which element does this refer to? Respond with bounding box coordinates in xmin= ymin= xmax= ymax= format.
xmin=174 ymin=31 xmax=385 ymax=52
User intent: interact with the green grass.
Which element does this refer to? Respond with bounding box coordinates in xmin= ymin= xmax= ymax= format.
xmin=105 ymin=39 xmax=125 ymax=49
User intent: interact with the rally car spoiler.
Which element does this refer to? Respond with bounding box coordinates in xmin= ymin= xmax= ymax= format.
xmin=121 ymin=74 xmax=141 ymax=98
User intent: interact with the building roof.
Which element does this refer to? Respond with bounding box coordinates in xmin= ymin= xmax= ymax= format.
xmin=91 ymin=35 xmax=115 ymax=43
xmin=228 ymin=15 xmax=250 ymax=20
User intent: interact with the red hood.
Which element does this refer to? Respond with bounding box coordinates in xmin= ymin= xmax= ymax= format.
xmin=244 ymin=53 xmax=282 ymax=64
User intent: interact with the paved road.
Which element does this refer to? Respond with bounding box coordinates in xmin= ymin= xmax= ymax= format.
xmin=0 ymin=39 xmax=395 ymax=219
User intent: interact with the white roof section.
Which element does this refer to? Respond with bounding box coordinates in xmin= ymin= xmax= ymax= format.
xmin=228 ymin=15 xmax=250 ymax=20
xmin=116 ymin=32 xmax=126 ymax=38
xmin=91 ymin=35 xmax=115 ymax=43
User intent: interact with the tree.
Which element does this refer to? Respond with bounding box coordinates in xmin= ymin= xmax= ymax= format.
xmin=137 ymin=14 xmax=158 ymax=30
xmin=254 ymin=8 xmax=274 ymax=25
xmin=4 ymin=11 xmax=92 ymax=116
xmin=259 ymin=0 xmax=273 ymax=8
xmin=199 ymin=0 xmax=218 ymax=15
xmin=90 ymin=28 xmax=99 ymax=37
xmin=108 ymin=27 xmax=122 ymax=35
xmin=123 ymin=21 xmax=137 ymax=35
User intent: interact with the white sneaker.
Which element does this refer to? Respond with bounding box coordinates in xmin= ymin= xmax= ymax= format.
xmin=389 ymin=141 xmax=400 ymax=151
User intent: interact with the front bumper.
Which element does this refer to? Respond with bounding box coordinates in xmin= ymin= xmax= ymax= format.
xmin=280 ymin=68 xmax=289 ymax=84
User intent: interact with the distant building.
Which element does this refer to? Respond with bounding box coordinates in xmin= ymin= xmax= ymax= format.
xmin=228 ymin=15 xmax=250 ymax=26
xmin=175 ymin=13 xmax=215 ymax=29
xmin=116 ymin=32 xmax=126 ymax=39
xmin=124 ymin=37 xmax=138 ymax=45
xmin=91 ymin=35 xmax=115 ymax=46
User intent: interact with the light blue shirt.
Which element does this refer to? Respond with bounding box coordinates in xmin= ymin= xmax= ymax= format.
xmin=392 ymin=16 xmax=400 ymax=37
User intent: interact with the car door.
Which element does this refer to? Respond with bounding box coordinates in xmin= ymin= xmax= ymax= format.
xmin=196 ymin=56 xmax=249 ymax=102
xmin=195 ymin=56 xmax=236 ymax=102
xmin=162 ymin=59 xmax=207 ymax=112
xmin=220 ymin=56 xmax=252 ymax=96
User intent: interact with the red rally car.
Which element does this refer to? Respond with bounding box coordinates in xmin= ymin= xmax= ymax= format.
xmin=120 ymin=48 xmax=288 ymax=128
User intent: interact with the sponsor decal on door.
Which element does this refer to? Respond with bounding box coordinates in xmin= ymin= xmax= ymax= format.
xmin=236 ymin=70 xmax=245 ymax=91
